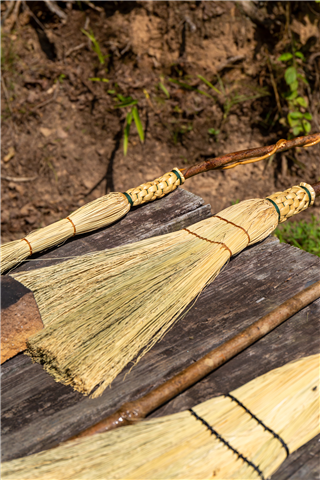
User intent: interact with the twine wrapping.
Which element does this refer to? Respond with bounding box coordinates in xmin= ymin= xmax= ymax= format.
xmin=125 ymin=168 xmax=185 ymax=207
xmin=266 ymin=182 xmax=315 ymax=223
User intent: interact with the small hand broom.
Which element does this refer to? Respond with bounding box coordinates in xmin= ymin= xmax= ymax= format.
xmin=1 ymin=134 xmax=319 ymax=274
xmin=2 ymin=354 xmax=319 ymax=480
xmin=11 ymin=181 xmax=318 ymax=398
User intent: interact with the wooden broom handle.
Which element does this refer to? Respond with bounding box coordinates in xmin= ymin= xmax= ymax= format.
xmin=66 ymin=280 xmax=320 ymax=442
xmin=181 ymin=132 xmax=320 ymax=178
xmin=312 ymin=181 xmax=320 ymax=197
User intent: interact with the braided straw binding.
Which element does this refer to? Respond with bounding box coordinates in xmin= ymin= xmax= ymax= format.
xmin=125 ymin=168 xmax=185 ymax=207
xmin=266 ymin=182 xmax=315 ymax=223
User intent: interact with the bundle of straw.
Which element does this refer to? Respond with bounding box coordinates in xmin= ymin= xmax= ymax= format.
xmin=2 ymin=134 xmax=319 ymax=274
xmin=12 ymin=182 xmax=316 ymax=397
xmin=3 ymin=354 xmax=319 ymax=480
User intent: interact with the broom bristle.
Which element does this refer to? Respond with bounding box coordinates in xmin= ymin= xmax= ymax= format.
xmin=2 ymin=354 xmax=319 ymax=480
xmin=1 ymin=193 xmax=130 ymax=274
xmin=13 ymin=199 xmax=278 ymax=397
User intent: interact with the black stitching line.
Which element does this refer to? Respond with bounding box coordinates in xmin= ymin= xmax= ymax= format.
xmin=225 ymin=394 xmax=289 ymax=458
xmin=189 ymin=408 xmax=265 ymax=480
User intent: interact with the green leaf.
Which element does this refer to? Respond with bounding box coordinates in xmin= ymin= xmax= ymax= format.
xmin=302 ymin=119 xmax=311 ymax=133
xmin=208 ymin=128 xmax=220 ymax=136
xmin=114 ymin=97 xmax=138 ymax=108
xmin=159 ymin=81 xmax=170 ymax=98
xmin=295 ymin=96 xmax=308 ymax=108
xmin=89 ymin=77 xmax=109 ymax=83
xmin=283 ymin=90 xmax=298 ymax=100
xmin=197 ymin=75 xmax=222 ymax=94
xmin=289 ymin=80 xmax=299 ymax=92
xmin=277 ymin=52 xmax=293 ymax=62
xmin=288 ymin=111 xmax=303 ymax=120
xmin=284 ymin=66 xmax=297 ymax=85
xmin=132 ymin=106 xmax=144 ymax=143
xmin=81 ymin=29 xmax=105 ymax=65
xmin=196 ymin=89 xmax=213 ymax=98
xmin=303 ymin=112 xmax=312 ymax=120
xmin=123 ymin=111 xmax=133 ymax=156
xmin=292 ymin=126 xmax=303 ymax=136
xmin=295 ymin=51 xmax=305 ymax=61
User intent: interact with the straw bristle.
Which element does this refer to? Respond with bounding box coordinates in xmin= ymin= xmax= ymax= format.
xmin=13 ymin=199 xmax=277 ymax=397
xmin=2 ymin=354 xmax=319 ymax=480
xmin=1 ymin=193 xmax=130 ymax=274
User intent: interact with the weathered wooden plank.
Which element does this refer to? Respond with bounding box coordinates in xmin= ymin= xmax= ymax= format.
xmin=2 ymin=234 xmax=319 ymax=467
xmin=271 ymin=434 xmax=320 ymax=480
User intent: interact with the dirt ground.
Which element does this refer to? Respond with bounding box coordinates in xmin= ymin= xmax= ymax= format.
xmin=1 ymin=1 xmax=320 ymax=243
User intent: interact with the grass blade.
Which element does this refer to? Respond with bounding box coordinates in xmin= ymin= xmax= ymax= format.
xmin=197 ymin=75 xmax=222 ymax=95
xmin=132 ymin=106 xmax=144 ymax=143
xmin=159 ymin=81 xmax=170 ymax=98
xmin=123 ymin=111 xmax=133 ymax=156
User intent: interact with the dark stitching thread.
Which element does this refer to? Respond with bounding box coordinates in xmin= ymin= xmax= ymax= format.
xmin=225 ymin=394 xmax=289 ymax=458
xmin=183 ymin=228 xmax=232 ymax=256
xmin=189 ymin=408 xmax=265 ymax=480
xmin=214 ymin=215 xmax=251 ymax=244
xmin=66 ymin=216 xmax=77 ymax=236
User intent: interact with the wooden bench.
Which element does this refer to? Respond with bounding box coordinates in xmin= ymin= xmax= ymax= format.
xmin=2 ymin=188 xmax=320 ymax=479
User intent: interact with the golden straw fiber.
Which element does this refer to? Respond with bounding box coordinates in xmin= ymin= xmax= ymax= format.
xmin=2 ymin=354 xmax=319 ymax=480
xmin=1 ymin=169 xmax=184 ymax=274
xmin=12 ymin=183 xmax=314 ymax=398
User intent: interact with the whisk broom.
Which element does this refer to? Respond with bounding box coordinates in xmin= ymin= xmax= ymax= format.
xmin=11 ymin=180 xmax=319 ymax=398
xmin=1 ymin=133 xmax=319 ymax=274
xmin=2 ymin=354 xmax=319 ymax=480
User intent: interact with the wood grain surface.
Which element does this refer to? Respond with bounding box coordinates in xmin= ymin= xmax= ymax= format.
xmin=1 ymin=188 xmax=319 ymax=480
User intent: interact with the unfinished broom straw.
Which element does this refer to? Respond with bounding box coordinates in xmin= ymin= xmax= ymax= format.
xmin=2 ymin=355 xmax=319 ymax=480
xmin=68 ymin=279 xmax=320 ymax=440
xmin=12 ymin=180 xmax=319 ymax=398
xmin=1 ymin=133 xmax=319 ymax=274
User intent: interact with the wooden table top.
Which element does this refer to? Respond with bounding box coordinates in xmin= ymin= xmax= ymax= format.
xmin=1 ymin=188 xmax=319 ymax=479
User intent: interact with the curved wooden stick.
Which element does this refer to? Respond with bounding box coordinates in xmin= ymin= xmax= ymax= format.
xmin=182 ymin=133 xmax=320 ymax=178
xmin=66 ymin=279 xmax=320 ymax=442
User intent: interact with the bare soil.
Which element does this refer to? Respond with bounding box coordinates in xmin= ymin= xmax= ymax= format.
xmin=1 ymin=1 xmax=320 ymax=243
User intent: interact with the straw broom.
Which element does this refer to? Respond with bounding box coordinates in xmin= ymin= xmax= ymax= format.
xmin=1 ymin=133 xmax=319 ymax=274
xmin=11 ymin=180 xmax=318 ymax=398
xmin=2 ymin=354 xmax=319 ymax=480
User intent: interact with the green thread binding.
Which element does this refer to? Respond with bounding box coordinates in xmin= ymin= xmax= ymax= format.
xmin=123 ymin=192 xmax=133 ymax=207
xmin=266 ymin=197 xmax=281 ymax=222
xmin=300 ymin=186 xmax=312 ymax=206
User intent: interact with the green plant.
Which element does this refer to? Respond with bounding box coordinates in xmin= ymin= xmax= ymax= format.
xmin=158 ymin=76 xmax=170 ymax=98
xmin=278 ymin=51 xmax=312 ymax=136
xmin=114 ymin=95 xmax=144 ymax=155
xmin=197 ymin=75 xmax=221 ymax=95
xmin=81 ymin=29 xmax=108 ymax=65
xmin=208 ymin=127 xmax=220 ymax=138
xmin=275 ymin=215 xmax=320 ymax=256
xmin=89 ymin=77 xmax=109 ymax=83
xmin=168 ymin=77 xmax=213 ymax=98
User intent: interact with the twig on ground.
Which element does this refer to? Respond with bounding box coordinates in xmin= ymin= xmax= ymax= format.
xmin=65 ymin=43 xmax=86 ymax=57
xmin=1 ymin=1 xmax=15 ymax=26
xmin=43 ymin=0 xmax=67 ymax=20
xmin=216 ymin=55 xmax=245 ymax=73
xmin=10 ymin=0 xmax=21 ymax=31
xmin=32 ymin=82 xmax=59 ymax=111
xmin=1 ymin=77 xmax=12 ymax=115
xmin=2 ymin=176 xmax=38 ymax=182
xmin=266 ymin=55 xmax=282 ymax=115
xmin=23 ymin=1 xmax=46 ymax=31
